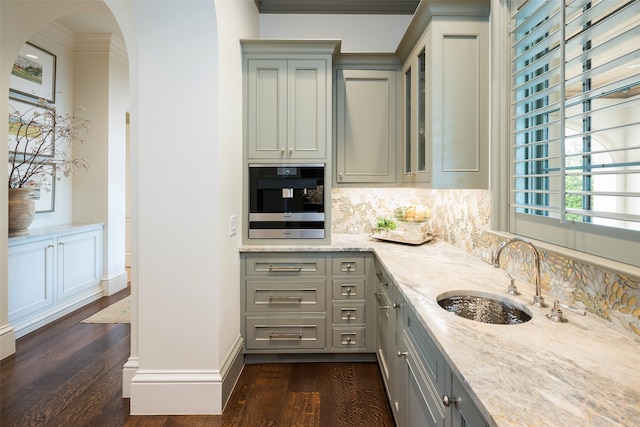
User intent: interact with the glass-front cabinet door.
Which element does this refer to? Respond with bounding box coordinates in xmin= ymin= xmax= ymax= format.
xmin=404 ymin=65 xmax=412 ymax=178
xmin=403 ymin=37 xmax=429 ymax=184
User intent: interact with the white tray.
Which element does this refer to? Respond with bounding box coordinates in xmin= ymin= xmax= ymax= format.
xmin=370 ymin=232 xmax=434 ymax=246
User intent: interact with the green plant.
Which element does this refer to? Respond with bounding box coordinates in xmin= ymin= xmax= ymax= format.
xmin=8 ymin=98 xmax=90 ymax=190
xmin=375 ymin=217 xmax=397 ymax=232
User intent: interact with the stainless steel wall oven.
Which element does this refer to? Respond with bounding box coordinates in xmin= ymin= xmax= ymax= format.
xmin=248 ymin=164 xmax=325 ymax=239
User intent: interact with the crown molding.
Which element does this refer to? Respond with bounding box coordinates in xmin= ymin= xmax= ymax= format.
xmin=396 ymin=0 xmax=490 ymax=60
xmin=74 ymin=33 xmax=128 ymax=63
xmin=241 ymin=39 xmax=342 ymax=56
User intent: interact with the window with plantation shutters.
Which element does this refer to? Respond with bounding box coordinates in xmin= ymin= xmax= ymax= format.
xmin=509 ymin=0 xmax=640 ymax=267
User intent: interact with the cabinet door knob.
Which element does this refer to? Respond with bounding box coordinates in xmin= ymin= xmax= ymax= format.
xmin=393 ymin=302 xmax=400 ymax=309
xmin=397 ymin=351 xmax=407 ymax=357
xmin=442 ymin=394 xmax=459 ymax=408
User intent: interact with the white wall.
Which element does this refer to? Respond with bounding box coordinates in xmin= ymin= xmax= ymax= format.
xmin=259 ymin=13 xmax=411 ymax=52
xmin=104 ymin=0 xmax=258 ymax=414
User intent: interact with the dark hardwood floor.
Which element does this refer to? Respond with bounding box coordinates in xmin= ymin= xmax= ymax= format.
xmin=1 ymin=288 xmax=395 ymax=427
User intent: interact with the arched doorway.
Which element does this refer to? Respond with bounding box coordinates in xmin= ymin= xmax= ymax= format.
xmin=1 ymin=0 xmax=130 ymax=360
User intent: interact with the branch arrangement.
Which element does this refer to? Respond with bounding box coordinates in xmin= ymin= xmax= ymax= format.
xmin=8 ymin=98 xmax=90 ymax=190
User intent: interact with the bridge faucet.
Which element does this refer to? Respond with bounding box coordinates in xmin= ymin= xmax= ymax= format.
xmin=492 ymin=237 xmax=546 ymax=308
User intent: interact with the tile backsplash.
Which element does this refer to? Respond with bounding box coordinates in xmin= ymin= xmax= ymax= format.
xmin=331 ymin=187 xmax=640 ymax=338
xmin=331 ymin=187 xmax=491 ymax=252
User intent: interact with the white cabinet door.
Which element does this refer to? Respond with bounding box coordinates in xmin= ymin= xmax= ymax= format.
xmin=8 ymin=238 xmax=55 ymax=322
xmin=57 ymin=229 xmax=102 ymax=301
xmin=8 ymin=225 xmax=103 ymax=337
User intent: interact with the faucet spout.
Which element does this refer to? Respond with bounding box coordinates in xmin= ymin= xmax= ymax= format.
xmin=492 ymin=237 xmax=546 ymax=308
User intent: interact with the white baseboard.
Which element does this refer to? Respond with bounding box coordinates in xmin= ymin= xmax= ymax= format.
xmin=122 ymin=357 xmax=139 ymax=398
xmin=0 ymin=324 xmax=16 ymax=360
xmin=221 ymin=336 xmax=245 ymax=409
xmin=12 ymin=288 xmax=103 ymax=338
xmin=129 ymin=336 xmax=244 ymax=414
xmin=101 ymin=270 xmax=128 ymax=296
xmin=130 ymin=370 xmax=224 ymax=414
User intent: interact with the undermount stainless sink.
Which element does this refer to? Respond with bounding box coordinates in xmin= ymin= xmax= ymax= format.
xmin=437 ymin=290 xmax=532 ymax=325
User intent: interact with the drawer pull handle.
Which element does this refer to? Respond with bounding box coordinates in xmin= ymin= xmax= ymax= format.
xmin=341 ymin=285 xmax=356 ymax=296
xmin=341 ymin=334 xmax=356 ymax=345
xmin=269 ymin=265 xmax=302 ymax=272
xmin=379 ymin=305 xmax=389 ymax=310
xmin=269 ymin=332 xmax=303 ymax=340
xmin=341 ymin=310 xmax=356 ymax=320
xmin=269 ymin=296 xmax=303 ymax=303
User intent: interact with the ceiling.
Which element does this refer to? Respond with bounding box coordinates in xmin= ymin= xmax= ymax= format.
xmin=254 ymin=0 xmax=421 ymax=14
xmin=55 ymin=1 xmax=420 ymax=37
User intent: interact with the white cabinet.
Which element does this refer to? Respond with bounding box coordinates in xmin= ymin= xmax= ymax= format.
xmin=334 ymin=57 xmax=400 ymax=185
xmin=401 ymin=16 xmax=489 ymax=188
xmin=242 ymin=40 xmax=339 ymax=162
xmin=8 ymin=224 xmax=103 ymax=337
xmin=8 ymin=237 xmax=55 ymax=323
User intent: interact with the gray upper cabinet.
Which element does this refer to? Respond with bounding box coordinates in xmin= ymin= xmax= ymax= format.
xmin=242 ymin=40 xmax=340 ymax=162
xmin=399 ymin=7 xmax=489 ymax=188
xmin=334 ymin=57 xmax=400 ymax=185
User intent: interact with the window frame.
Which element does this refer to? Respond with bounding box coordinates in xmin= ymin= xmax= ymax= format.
xmin=502 ymin=0 xmax=640 ymax=268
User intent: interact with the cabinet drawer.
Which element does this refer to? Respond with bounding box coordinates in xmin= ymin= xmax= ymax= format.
xmin=331 ymin=255 xmax=365 ymax=275
xmin=246 ymin=317 xmax=326 ymax=350
xmin=246 ymin=255 xmax=326 ymax=276
xmin=331 ymin=302 xmax=365 ymax=325
xmin=246 ymin=279 xmax=326 ymax=312
xmin=331 ymin=327 xmax=366 ymax=350
xmin=332 ymin=278 xmax=365 ymax=300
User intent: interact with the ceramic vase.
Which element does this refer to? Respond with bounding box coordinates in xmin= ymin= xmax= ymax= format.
xmin=8 ymin=188 xmax=35 ymax=237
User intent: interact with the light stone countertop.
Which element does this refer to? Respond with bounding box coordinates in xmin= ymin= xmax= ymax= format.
xmin=240 ymin=234 xmax=640 ymax=426
xmin=8 ymin=223 xmax=105 ymax=244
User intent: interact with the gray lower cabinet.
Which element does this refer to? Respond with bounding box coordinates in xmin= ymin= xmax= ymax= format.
xmin=241 ymin=252 xmax=487 ymax=425
xmin=375 ymin=260 xmax=488 ymax=427
xmin=241 ymin=252 xmax=375 ymax=355
xmin=375 ymin=261 xmax=402 ymax=419
xmin=448 ymin=373 xmax=488 ymax=427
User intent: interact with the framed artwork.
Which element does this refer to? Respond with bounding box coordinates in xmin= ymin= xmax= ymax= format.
xmin=8 ymin=97 xmax=55 ymax=157
xmin=10 ymin=42 xmax=56 ymax=103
